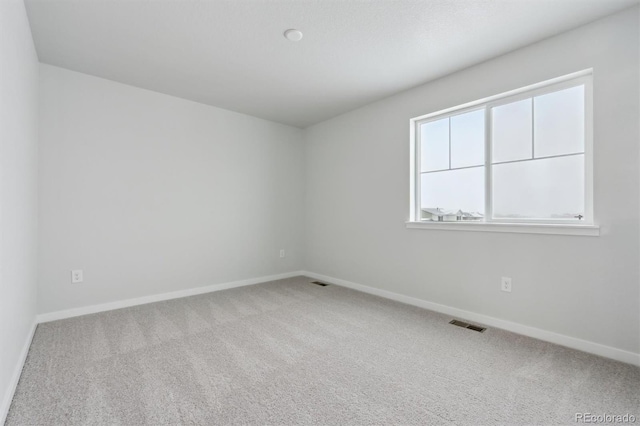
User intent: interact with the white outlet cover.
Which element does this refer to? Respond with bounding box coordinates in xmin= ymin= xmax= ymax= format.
xmin=72 ymin=269 xmax=83 ymax=283
xmin=501 ymin=276 xmax=512 ymax=292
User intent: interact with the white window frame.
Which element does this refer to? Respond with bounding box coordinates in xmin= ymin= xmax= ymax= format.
xmin=408 ymin=69 xmax=599 ymax=236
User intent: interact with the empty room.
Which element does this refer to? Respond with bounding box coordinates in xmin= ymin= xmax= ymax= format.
xmin=1 ymin=0 xmax=639 ymax=424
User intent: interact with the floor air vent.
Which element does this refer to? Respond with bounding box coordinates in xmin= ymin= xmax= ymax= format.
xmin=449 ymin=319 xmax=486 ymax=333
xmin=310 ymin=281 xmax=329 ymax=287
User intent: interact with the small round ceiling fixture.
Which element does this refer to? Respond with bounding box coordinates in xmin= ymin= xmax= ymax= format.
xmin=284 ymin=29 xmax=303 ymax=42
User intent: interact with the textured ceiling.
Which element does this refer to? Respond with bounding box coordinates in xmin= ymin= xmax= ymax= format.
xmin=25 ymin=0 xmax=637 ymax=128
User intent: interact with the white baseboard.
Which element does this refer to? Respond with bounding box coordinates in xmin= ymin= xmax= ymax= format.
xmin=302 ymin=271 xmax=640 ymax=367
xmin=1 ymin=319 xmax=37 ymax=425
xmin=37 ymin=271 xmax=305 ymax=323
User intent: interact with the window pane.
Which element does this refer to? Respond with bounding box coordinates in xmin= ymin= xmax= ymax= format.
xmin=451 ymin=109 xmax=484 ymax=168
xmin=420 ymin=118 xmax=449 ymax=172
xmin=492 ymin=99 xmax=532 ymax=163
xmin=421 ymin=167 xmax=484 ymax=218
xmin=492 ymin=155 xmax=584 ymax=219
xmin=534 ymin=85 xmax=584 ymax=158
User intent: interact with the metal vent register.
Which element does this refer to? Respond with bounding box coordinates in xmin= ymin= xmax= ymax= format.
xmin=449 ymin=319 xmax=486 ymax=333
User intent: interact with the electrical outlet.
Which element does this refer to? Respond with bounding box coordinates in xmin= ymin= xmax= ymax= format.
xmin=279 ymin=249 xmax=285 ymax=258
xmin=501 ymin=276 xmax=512 ymax=292
xmin=71 ymin=269 xmax=83 ymax=283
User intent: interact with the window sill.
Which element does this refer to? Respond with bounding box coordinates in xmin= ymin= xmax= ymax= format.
xmin=405 ymin=221 xmax=600 ymax=236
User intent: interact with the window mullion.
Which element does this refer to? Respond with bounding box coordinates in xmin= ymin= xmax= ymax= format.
xmin=531 ymin=97 xmax=535 ymax=159
xmin=414 ymin=122 xmax=421 ymax=221
xmin=484 ymin=107 xmax=493 ymax=223
xmin=448 ymin=118 xmax=451 ymax=170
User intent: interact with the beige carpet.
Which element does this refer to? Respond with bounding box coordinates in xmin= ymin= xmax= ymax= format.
xmin=6 ymin=276 xmax=640 ymax=425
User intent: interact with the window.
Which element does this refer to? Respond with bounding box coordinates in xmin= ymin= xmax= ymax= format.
xmin=409 ymin=70 xmax=596 ymax=235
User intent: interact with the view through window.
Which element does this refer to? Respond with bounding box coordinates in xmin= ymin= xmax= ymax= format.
xmin=414 ymin=73 xmax=591 ymax=224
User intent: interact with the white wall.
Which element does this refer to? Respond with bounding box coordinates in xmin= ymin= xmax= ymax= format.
xmin=303 ymin=7 xmax=640 ymax=356
xmin=0 ymin=0 xmax=39 ymax=420
xmin=38 ymin=65 xmax=304 ymax=314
